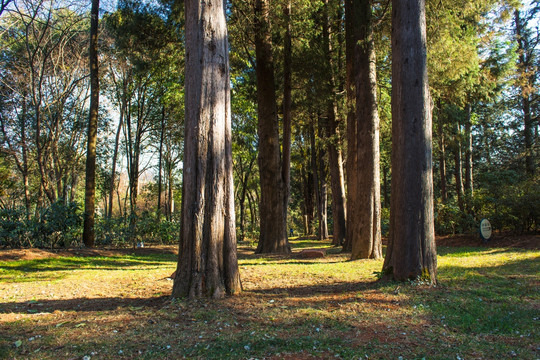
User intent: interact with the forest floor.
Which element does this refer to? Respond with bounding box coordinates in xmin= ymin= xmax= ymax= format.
xmin=0 ymin=234 xmax=538 ymax=359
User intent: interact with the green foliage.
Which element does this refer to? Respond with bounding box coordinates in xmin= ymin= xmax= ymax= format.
xmin=435 ymin=200 xmax=476 ymax=235
xmin=0 ymin=200 xmax=82 ymax=248
xmin=473 ymin=173 xmax=539 ymax=233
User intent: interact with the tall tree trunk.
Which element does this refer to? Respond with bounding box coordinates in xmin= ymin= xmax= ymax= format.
xmin=323 ymin=0 xmax=346 ymax=246
xmin=453 ymin=123 xmax=464 ymax=212
xmin=310 ymin=122 xmax=326 ymax=239
xmin=383 ymin=0 xmax=437 ymax=284
xmin=515 ymin=10 xmax=535 ymax=176
xmin=437 ymin=101 xmax=447 ymax=203
xmin=167 ymin=166 xmax=174 ymax=220
xmin=282 ymin=0 xmax=292 ymax=238
xmin=157 ymin=106 xmax=165 ymax=221
xmin=172 ymin=0 xmax=241 ymax=298
xmin=21 ymin=93 xmax=31 ymax=219
xmin=108 ymin=104 xmax=124 ymax=218
xmin=346 ymin=0 xmax=382 ymax=259
xmin=464 ymin=104 xmax=473 ymax=211
xmin=317 ymin=130 xmax=329 ymax=240
xmin=342 ymin=0 xmax=356 ymax=253
xmin=253 ymin=0 xmax=290 ymax=254
xmin=83 ymin=0 xmax=100 ymax=248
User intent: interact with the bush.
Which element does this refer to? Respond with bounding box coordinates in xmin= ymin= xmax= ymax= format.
xmin=0 ymin=200 xmax=82 ymax=248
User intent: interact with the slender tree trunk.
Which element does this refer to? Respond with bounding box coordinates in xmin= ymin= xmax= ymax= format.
xmin=437 ymin=101 xmax=447 ymax=203
xmin=317 ymin=134 xmax=329 ymax=240
xmin=167 ymin=166 xmax=174 ymax=220
xmin=346 ymin=0 xmax=382 ymax=259
xmin=323 ymin=0 xmax=346 ymax=246
xmin=515 ymin=10 xmax=535 ymax=176
xmin=157 ymin=106 xmax=165 ymax=221
xmin=282 ymin=0 xmax=292 ymax=238
xmin=343 ymin=0 xmax=356 ymax=253
xmin=108 ymin=106 xmax=124 ymax=218
xmin=172 ymin=0 xmax=241 ymax=298
xmin=253 ymin=0 xmax=290 ymax=254
xmin=464 ymin=104 xmax=473 ymax=212
xmin=21 ymin=94 xmax=31 ymax=219
xmin=83 ymin=0 xmax=100 ymax=248
xmin=453 ymin=123 xmax=464 ymax=212
xmin=383 ymin=0 xmax=437 ymax=284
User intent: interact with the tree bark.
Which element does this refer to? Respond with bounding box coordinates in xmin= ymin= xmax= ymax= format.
xmin=108 ymin=104 xmax=123 ymax=218
xmin=346 ymin=0 xmax=382 ymax=259
xmin=253 ymin=0 xmax=290 ymax=254
xmin=157 ymin=105 xmax=165 ymax=220
xmin=323 ymin=0 xmax=346 ymax=246
xmin=464 ymin=104 xmax=473 ymax=209
xmin=453 ymin=122 xmax=464 ymax=212
xmin=83 ymin=0 xmax=100 ymax=248
xmin=383 ymin=0 xmax=437 ymax=284
xmin=515 ymin=10 xmax=535 ymax=176
xmin=437 ymin=101 xmax=447 ymax=203
xmin=172 ymin=0 xmax=241 ymax=298
xmin=282 ymin=0 xmax=292 ymax=237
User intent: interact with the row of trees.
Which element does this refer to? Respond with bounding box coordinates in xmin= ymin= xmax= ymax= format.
xmin=0 ymin=1 xmax=538 ymax=294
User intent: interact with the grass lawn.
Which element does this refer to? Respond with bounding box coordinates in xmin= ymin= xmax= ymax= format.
xmin=0 ymin=238 xmax=538 ymax=359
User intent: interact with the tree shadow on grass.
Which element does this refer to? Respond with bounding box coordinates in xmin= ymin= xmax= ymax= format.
xmin=0 ymin=295 xmax=171 ymax=314
xmin=0 ymin=256 xmax=175 ymax=283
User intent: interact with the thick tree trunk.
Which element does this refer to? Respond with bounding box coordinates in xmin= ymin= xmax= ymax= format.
xmin=83 ymin=0 xmax=100 ymax=248
xmin=346 ymin=0 xmax=382 ymax=259
xmin=383 ymin=0 xmax=437 ymax=284
xmin=172 ymin=0 xmax=241 ymax=298
xmin=254 ymin=0 xmax=290 ymax=254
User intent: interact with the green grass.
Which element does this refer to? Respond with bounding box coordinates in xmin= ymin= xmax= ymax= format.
xmin=0 ymin=243 xmax=538 ymax=359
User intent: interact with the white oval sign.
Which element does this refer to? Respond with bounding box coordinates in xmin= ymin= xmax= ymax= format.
xmin=480 ymin=218 xmax=492 ymax=240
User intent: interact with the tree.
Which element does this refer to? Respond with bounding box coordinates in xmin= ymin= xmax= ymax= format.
xmin=346 ymin=0 xmax=382 ymax=259
xmin=382 ymin=0 xmax=437 ymax=283
xmin=514 ymin=6 xmax=538 ymax=176
xmin=253 ymin=0 xmax=291 ymax=254
xmin=172 ymin=0 xmax=241 ymax=298
xmin=83 ymin=0 xmax=100 ymax=248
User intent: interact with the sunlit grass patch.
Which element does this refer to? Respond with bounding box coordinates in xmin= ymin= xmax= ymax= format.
xmin=0 ymin=243 xmax=538 ymax=359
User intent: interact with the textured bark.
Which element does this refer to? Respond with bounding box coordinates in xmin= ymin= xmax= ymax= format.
xmin=172 ymin=0 xmax=241 ymax=298
xmin=346 ymin=0 xmax=382 ymax=259
xmin=383 ymin=0 xmax=437 ymax=284
xmin=323 ymin=0 xmax=346 ymax=246
xmin=254 ymin=0 xmax=290 ymax=254
xmin=83 ymin=0 xmax=100 ymax=248
xmin=342 ymin=0 xmax=355 ymax=253
xmin=282 ymin=0 xmax=292 ymax=232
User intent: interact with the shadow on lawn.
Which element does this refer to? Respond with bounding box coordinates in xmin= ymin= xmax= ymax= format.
xmin=0 ymin=295 xmax=171 ymax=313
xmin=249 ymin=279 xmax=386 ymax=297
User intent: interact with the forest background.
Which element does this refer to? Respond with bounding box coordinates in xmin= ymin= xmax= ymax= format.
xmin=0 ymin=0 xmax=538 ymax=250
